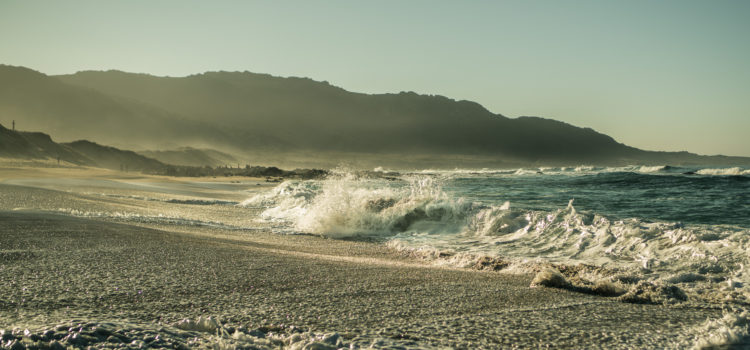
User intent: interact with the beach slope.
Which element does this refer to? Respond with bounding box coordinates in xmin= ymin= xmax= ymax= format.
xmin=0 ymin=209 xmax=721 ymax=348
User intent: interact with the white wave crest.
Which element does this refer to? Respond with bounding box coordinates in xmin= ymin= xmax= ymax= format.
xmin=637 ymin=165 xmax=669 ymax=173
xmin=245 ymin=173 xmax=476 ymax=238
xmin=389 ymin=164 xmax=688 ymax=177
xmin=574 ymin=165 xmax=598 ymax=172
xmin=390 ymin=199 xmax=750 ymax=305
xmin=696 ymin=167 xmax=750 ymax=176
xmin=462 ymin=200 xmax=748 ymax=274
xmin=513 ymin=168 xmax=537 ymax=176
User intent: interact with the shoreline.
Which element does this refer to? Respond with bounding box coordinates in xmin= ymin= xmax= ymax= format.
xmin=0 ymin=159 xmax=273 ymax=183
xmin=0 ymin=164 xmax=744 ymax=348
xmin=0 ymin=210 xmax=724 ymax=348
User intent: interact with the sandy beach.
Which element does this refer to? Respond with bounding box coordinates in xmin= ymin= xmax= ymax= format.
xmin=0 ymin=165 xmax=729 ymax=348
xmin=3 ymin=4 xmax=749 ymax=347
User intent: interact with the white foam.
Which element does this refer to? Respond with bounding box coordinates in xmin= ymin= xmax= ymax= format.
xmin=513 ymin=168 xmax=537 ymax=175
xmin=637 ymin=165 xmax=669 ymax=173
xmin=246 ymin=173 xmax=476 ymax=238
xmin=382 ymin=164 xmax=688 ymax=177
xmin=696 ymin=167 xmax=750 ymax=176
xmin=245 ymin=169 xmax=750 ymax=305
xmin=88 ymin=192 xmax=239 ymax=206
xmin=574 ymin=165 xmax=597 ymax=172
xmin=54 ymin=208 xmax=242 ymax=229
xmin=691 ymin=311 xmax=750 ymax=349
xmin=389 ymin=199 xmax=750 ymax=304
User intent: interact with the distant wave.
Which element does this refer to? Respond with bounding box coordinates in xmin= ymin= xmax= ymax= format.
xmin=560 ymin=165 xmax=669 ymax=174
xmin=92 ymin=193 xmax=238 ymax=206
xmin=635 ymin=165 xmax=671 ymax=173
xmin=406 ymin=168 xmax=516 ymax=176
xmin=696 ymin=167 xmax=750 ymax=176
xmin=380 ymin=164 xmax=750 ymax=178
xmin=402 ymin=165 xmax=684 ymax=177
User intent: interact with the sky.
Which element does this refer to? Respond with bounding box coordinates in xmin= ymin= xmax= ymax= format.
xmin=1 ymin=0 xmax=749 ymax=156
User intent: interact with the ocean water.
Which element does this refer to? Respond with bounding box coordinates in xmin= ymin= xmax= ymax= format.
xmin=244 ymin=165 xmax=750 ymax=306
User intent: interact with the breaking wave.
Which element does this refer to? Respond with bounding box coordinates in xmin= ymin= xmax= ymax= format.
xmin=696 ymin=167 xmax=750 ymax=176
xmin=244 ymin=170 xmax=750 ymax=305
xmin=242 ymin=171 xmax=475 ymax=238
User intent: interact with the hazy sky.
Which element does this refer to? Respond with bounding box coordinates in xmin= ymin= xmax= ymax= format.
xmin=2 ymin=0 xmax=748 ymax=156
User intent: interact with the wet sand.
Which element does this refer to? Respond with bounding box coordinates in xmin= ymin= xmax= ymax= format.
xmin=0 ymin=158 xmax=268 ymax=184
xmin=0 ymin=164 xmax=729 ymax=348
xmin=0 ymin=208 xmax=722 ymax=348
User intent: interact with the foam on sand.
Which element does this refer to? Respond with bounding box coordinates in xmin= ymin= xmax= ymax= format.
xmin=0 ymin=318 xmax=356 ymax=350
xmin=52 ymin=208 xmax=248 ymax=230
xmin=691 ymin=310 xmax=750 ymax=349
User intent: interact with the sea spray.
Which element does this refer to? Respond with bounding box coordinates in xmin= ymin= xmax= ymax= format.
xmin=247 ymin=168 xmax=750 ymax=307
xmin=244 ymin=171 xmax=477 ymax=238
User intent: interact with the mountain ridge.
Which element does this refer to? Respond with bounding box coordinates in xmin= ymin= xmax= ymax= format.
xmin=2 ymin=64 xmax=749 ymax=168
xmin=53 ymin=67 xmax=642 ymax=162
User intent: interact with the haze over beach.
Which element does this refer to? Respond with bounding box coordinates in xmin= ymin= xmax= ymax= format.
xmin=1 ymin=1 xmax=750 ymax=349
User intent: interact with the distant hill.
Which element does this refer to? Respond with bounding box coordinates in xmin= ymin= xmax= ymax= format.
xmin=0 ymin=123 xmax=91 ymax=164
xmin=0 ymin=124 xmax=325 ymax=178
xmin=0 ymin=123 xmax=166 ymax=171
xmin=1 ymin=122 xmax=50 ymax=159
xmin=138 ymin=147 xmax=239 ymax=167
xmin=2 ymin=64 xmax=749 ymax=167
xmin=64 ymin=140 xmax=167 ymax=171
